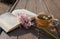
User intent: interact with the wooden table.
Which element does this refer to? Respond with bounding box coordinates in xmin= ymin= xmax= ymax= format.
xmin=0 ymin=0 xmax=60 ymax=39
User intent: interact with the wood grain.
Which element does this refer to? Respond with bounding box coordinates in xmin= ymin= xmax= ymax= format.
xmin=36 ymin=0 xmax=49 ymax=14
xmin=14 ymin=0 xmax=27 ymax=9
xmin=0 ymin=28 xmax=19 ymax=39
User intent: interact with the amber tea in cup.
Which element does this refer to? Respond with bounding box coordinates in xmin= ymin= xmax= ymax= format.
xmin=36 ymin=14 xmax=52 ymax=27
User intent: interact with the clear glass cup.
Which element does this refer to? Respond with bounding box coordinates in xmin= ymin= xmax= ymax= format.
xmin=36 ymin=12 xmax=59 ymax=32
xmin=36 ymin=12 xmax=52 ymax=27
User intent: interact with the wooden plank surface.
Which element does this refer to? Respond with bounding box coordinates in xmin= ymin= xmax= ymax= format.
xmin=36 ymin=0 xmax=49 ymax=14
xmin=44 ymin=0 xmax=60 ymax=19
xmin=0 ymin=2 xmax=12 ymax=14
xmin=26 ymin=0 xmax=37 ymax=13
xmin=0 ymin=28 xmax=19 ymax=39
xmin=14 ymin=0 xmax=27 ymax=9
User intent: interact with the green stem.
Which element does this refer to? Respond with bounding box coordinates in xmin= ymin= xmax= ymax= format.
xmin=32 ymin=26 xmax=58 ymax=39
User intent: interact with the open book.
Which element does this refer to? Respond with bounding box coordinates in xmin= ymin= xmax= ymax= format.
xmin=0 ymin=9 xmax=37 ymax=32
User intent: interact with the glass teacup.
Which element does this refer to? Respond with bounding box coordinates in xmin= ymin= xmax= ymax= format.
xmin=36 ymin=12 xmax=59 ymax=32
xmin=36 ymin=13 xmax=59 ymax=27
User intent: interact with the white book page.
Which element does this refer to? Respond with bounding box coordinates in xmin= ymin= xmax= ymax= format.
xmin=12 ymin=9 xmax=38 ymax=18
xmin=0 ymin=13 xmax=20 ymax=32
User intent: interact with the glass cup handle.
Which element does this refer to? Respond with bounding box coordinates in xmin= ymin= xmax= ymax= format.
xmin=49 ymin=18 xmax=59 ymax=26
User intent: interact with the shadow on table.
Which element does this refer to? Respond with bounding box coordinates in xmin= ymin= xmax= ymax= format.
xmin=6 ymin=27 xmax=54 ymax=39
xmin=7 ymin=27 xmax=38 ymax=38
xmin=1 ymin=24 xmax=60 ymax=39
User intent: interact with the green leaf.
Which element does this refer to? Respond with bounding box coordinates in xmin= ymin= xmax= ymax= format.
xmin=32 ymin=26 xmax=58 ymax=39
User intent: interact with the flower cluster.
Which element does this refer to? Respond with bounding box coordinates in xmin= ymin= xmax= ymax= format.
xmin=18 ymin=13 xmax=34 ymax=29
